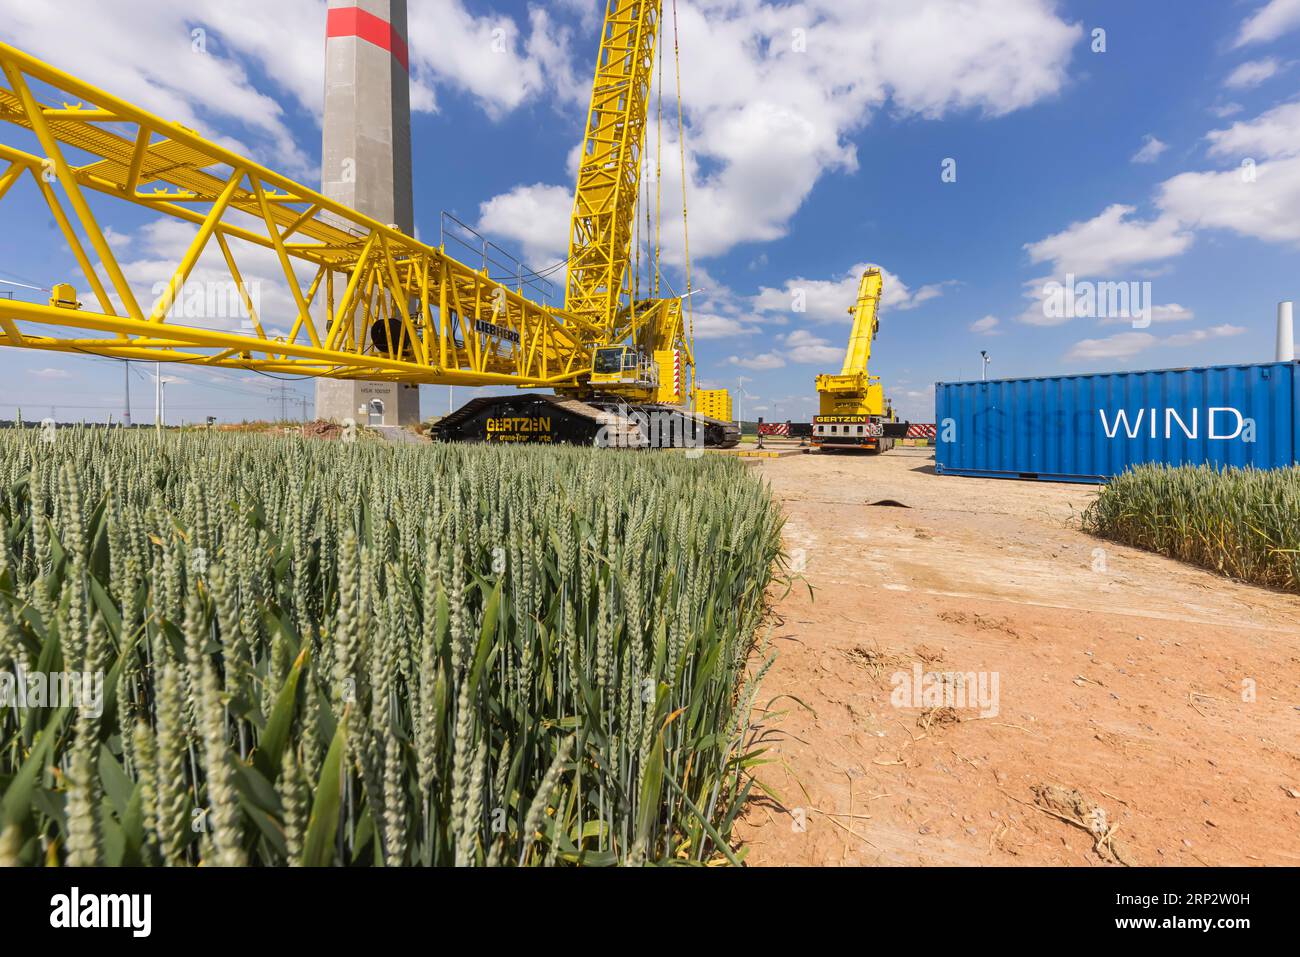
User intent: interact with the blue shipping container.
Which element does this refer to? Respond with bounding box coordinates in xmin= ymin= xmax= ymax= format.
xmin=934 ymin=361 xmax=1299 ymax=483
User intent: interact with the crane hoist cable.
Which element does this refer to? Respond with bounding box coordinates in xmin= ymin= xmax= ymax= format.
xmin=655 ymin=5 xmax=665 ymax=299
xmin=672 ymin=0 xmax=695 ymax=379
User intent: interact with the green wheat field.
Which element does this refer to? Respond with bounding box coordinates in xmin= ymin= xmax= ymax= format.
xmin=0 ymin=428 xmax=783 ymax=866
xmin=1083 ymin=463 xmax=1300 ymax=593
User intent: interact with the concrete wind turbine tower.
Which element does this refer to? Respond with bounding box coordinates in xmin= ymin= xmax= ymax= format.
xmin=314 ymin=0 xmax=420 ymax=426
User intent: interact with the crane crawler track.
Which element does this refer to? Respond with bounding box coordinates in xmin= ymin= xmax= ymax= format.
xmin=434 ymin=393 xmax=738 ymax=450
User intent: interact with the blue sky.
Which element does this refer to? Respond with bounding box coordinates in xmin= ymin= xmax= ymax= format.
xmin=1 ymin=0 xmax=1298 ymax=424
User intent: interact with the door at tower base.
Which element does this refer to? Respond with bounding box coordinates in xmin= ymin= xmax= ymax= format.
xmin=935 ymin=361 xmax=1299 ymax=484
xmin=315 ymin=379 xmax=420 ymax=427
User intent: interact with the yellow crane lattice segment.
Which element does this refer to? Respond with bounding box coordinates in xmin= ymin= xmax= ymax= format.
xmin=566 ymin=0 xmax=661 ymax=335
xmin=0 ymin=41 xmax=597 ymax=387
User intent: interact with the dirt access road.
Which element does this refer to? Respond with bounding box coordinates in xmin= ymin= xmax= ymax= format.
xmin=735 ymin=447 xmax=1300 ymax=866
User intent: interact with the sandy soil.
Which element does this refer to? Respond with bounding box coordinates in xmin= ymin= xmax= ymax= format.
xmin=735 ymin=446 xmax=1300 ymax=866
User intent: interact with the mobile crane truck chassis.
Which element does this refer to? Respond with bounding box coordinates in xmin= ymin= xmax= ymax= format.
xmin=812 ymin=267 xmax=910 ymax=452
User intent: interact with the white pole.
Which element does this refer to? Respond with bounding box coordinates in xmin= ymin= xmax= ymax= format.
xmin=1278 ymin=301 xmax=1295 ymax=362
xmin=154 ymin=362 xmax=161 ymax=432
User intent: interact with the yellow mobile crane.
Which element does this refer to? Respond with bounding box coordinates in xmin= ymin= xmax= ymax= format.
xmin=0 ymin=1 xmax=736 ymax=447
xmin=811 ymin=267 xmax=907 ymax=452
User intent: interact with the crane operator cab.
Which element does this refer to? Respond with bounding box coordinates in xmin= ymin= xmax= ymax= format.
xmin=590 ymin=346 xmax=658 ymax=390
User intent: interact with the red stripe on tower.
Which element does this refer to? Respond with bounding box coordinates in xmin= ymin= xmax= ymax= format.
xmin=326 ymin=6 xmax=410 ymax=72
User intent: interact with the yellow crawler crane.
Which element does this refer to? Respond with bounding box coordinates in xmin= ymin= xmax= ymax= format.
xmin=0 ymin=0 xmax=736 ymax=447
xmin=542 ymin=0 xmax=737 ymax=447
xmin=812 ymin=267 xmax=907 ymax=452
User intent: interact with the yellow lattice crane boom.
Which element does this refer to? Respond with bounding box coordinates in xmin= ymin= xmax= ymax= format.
xmin=566 ymin=0 xmax=660 ymax=333
xmin=0 ymin=42 xmax=597 ymax=387
xmin=565 ymin=0 xmax=677 ymax=405
xmin=560 ymin=0 xmax=726 ymax=427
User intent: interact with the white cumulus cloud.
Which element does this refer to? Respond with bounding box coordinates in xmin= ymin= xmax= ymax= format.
xmin=1225 ymin=58 xmax=1280 ymax=89
xmin=0 ymin=0 xmax=588 ymax=180
xmin=1023 ymin=204 xmax=1194 ymax=277
xmin=1131 ymin=134 xmax=1168 ymax=164
xmin=693 ymin=313 xmax=762 ymax=341
xmin=476 ymin=184 xmax=574 ymax=267
xmin=0 ymin=0 xmax=325 ymax=175
xmin=727 ymin=352 xmax=786 ymax=371
xmin=726 ymin=325 xmax=860 ymax=370
xmin=1099 ymin=303 xmax=1194 ymax=326
xmin=752 ymin=263 xmax=951 ymax=323
xmin=784 ymin=328 xmax=844 ymax=365
xmin=1024 ymin=99 xmax=1300 ymax=314
xmin=407 ymin=4 xmax=586 ymax=118
xmin=1065 ymin=324 xmax=1244 ymax=362
xmin=1206 ymin=100 xmax=1300 ymax=160
xmin=1234 ymin=0 xmax=1300 ymax=47
xmin=479 ymin=0 xmax=1081 ymax=265
xmin=1158 ymin=158 xmax=1300 ymax=244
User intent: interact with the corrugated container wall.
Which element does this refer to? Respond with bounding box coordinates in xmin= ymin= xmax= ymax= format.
xmin=934 ymin=361 xmax=1299 ymax=483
